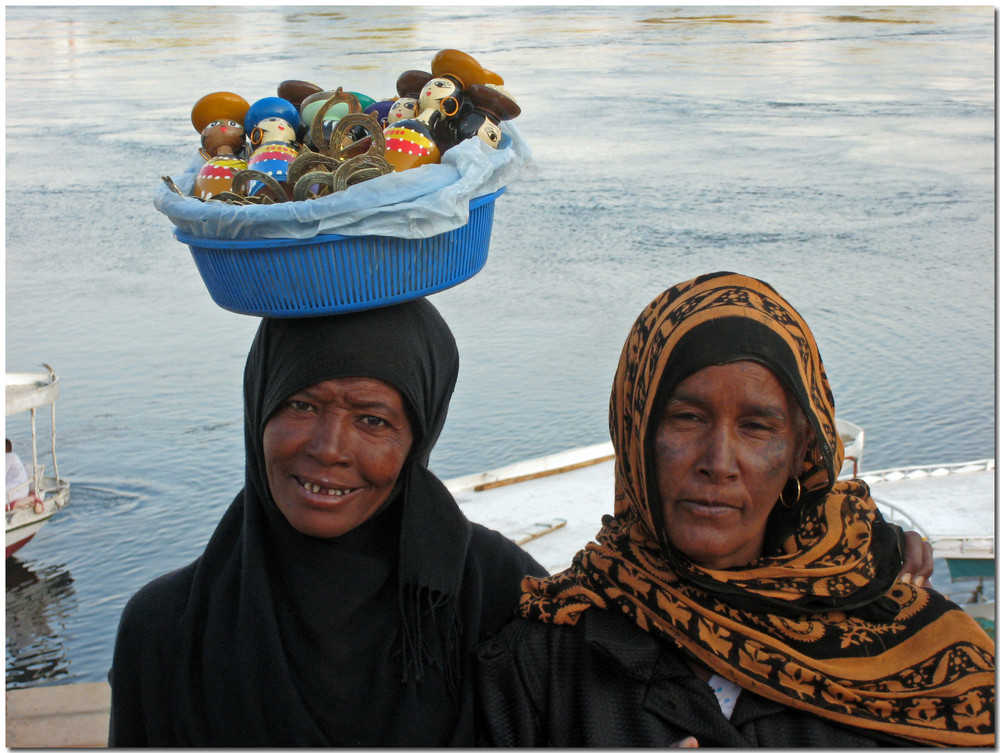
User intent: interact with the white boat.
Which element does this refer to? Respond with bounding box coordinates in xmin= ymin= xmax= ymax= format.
xmin=448 ymin=421 xmax=994 ymax=616
xmin=6 ymin=367 xmax=71 ymax=558
xmin=863 ymin=459 xmax=995 ymax=609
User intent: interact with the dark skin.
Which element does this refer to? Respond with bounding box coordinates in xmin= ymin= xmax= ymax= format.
xmin=899 ymin=531 xmax=934 ymax=587
xmin=262 ymin=377 xmax=414 ymax=540
xmin=654 ymin=363 xmax=809 ymax=571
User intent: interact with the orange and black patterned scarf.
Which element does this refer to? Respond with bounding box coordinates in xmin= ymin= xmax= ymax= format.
xmin=520 ymin=272 xmax=994 ymax=746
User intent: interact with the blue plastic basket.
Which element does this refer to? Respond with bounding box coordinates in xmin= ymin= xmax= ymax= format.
xmin=175 ymin=188 xmax=504 ymax=317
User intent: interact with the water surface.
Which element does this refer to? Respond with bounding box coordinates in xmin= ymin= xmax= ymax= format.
xmin=5 ymin=6 xmax=994 ymax=688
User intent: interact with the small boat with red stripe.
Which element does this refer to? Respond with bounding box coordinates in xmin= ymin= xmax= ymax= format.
xmin=6 ymin=366 xmax=70 ymax=558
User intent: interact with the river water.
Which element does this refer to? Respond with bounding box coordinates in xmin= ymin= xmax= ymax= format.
xmin=5 ymin=6 xmax=994 ymax=688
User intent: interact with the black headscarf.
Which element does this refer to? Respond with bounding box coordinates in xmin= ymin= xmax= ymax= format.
xmin=164 ymin=300 xmax=475 ymax=745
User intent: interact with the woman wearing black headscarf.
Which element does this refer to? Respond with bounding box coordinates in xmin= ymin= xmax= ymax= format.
xmin=108 ymin=299 xmax=545 ymax=746
xmin=477 ymin=272 xmax=994 ymax=747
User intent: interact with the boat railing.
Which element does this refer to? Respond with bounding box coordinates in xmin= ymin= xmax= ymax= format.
xmin=870 ymin=497 xmax=995 ymax=559
xmin=867 ymin=459 xmax=996 ymax=560
xmin=861 ymin=458 xmax=995 ymax=484
xmin=871 ymin=498 xmax=933 ymax=540
xmin=932 ymin=536 xmax=996 ymax=558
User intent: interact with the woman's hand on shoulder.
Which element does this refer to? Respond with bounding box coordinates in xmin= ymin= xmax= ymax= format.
xmin=898 ymin=530 xmax=934 ymax=587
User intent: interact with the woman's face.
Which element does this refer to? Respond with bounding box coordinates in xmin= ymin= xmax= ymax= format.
xmin=262 ymin=377 xmax=414 ymax=538
xmin=652 ymin=361 xmax=807 ymax=570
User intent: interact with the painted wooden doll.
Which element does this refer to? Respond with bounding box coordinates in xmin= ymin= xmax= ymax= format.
xmin=193 ymin=119 xmax=248 ymax=200
xmin=190 ymin=91 xmax=251 ymax=200
xmin=383 ymin=72 xmax=464 ymax=171
xmin=454 ymin=83 xmax=521 ymax=149
xmin=243 ymin=98 xmax=301 ymax=197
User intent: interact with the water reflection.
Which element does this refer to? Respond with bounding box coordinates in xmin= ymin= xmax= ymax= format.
xmin=6 ymin=558 xmax=78 ymax=687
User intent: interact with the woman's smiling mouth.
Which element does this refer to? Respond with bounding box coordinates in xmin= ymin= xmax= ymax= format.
xmin=296 ymin=477 xmax=360 ymax=497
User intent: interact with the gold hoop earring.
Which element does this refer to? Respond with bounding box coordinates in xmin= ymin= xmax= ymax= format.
xmin=780 ymin=478 xmax=802 ymax=509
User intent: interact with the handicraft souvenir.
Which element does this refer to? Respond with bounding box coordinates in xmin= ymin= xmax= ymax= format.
xmin=382 ymin=49 xmax=519 ymax=172
xmin=158 ymin=49 xmax=526 ymax=317
xmin=276 ymin=79 xmax=324 ymax=109
xmin=189 ymin=92 xmax=252 ymax=200
xmin=193 ymin=119 xmax=248 ymax=200
xmin=238 ymin=98 xmax=301 ymax=201
xmin=457 ymin=84 xmax=521 ymax=148
xmin=170 ymin=48 xmax=520 ymax=205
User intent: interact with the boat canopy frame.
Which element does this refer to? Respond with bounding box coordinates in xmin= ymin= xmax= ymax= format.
xmin=6 ymin=365 xmax=63 ymax=502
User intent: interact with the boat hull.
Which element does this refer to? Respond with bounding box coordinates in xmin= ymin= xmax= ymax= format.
xmin=5 ymin=479 xmax=70 ymax=559
xmin=6 ymin=530 xmax=40 ymax=558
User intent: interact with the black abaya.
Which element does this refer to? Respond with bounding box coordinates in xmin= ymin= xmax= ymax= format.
xmin=108 ymin=300 xmax=545 ymax=746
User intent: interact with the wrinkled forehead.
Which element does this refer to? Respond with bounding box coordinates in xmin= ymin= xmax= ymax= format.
xmin=245 ymin=302 xmax=458 ymax=453
xmin=266 ymin=375 xmax=415 ymax=425
xmin=639 ymin=297 xmax=836 ymax=489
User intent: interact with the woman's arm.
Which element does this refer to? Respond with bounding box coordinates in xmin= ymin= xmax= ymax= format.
xmin=106 ymin=565 xmax=193 ymax=747
xmin=468 ymin=523 xmax=547 ymax=642
xmin=107 ymin=596 xmax=151 ymax=746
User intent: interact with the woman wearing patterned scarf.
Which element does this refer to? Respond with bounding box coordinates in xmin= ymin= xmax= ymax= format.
xmin=477 ymin=272 xmax=994 ymax=747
